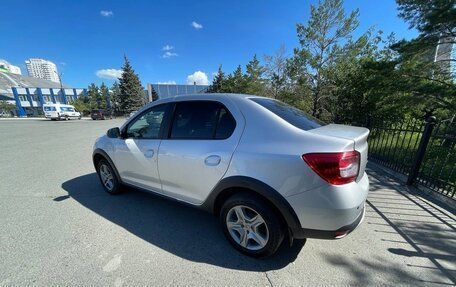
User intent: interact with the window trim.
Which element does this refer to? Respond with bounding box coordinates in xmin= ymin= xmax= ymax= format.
xmin=164 ymin=100 xmax=237 ymax=140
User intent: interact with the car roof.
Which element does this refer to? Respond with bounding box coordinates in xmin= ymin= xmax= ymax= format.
xmin=173 ymin=93 xmax=265 ymax=101
xmin=147 ymin=93 xmax=267 ymax=106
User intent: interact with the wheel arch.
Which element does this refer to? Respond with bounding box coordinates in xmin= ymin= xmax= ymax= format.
xmin=204 ymin=176 xmax=302 ymax=234
xmin=92 ymin=149 xmax=121 ymax=182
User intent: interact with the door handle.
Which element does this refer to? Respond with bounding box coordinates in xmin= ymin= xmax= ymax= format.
xmin=205 ymin=155 xmax=221 ymax=166
xmin=144 ymin=149 xmax=154 ymax=158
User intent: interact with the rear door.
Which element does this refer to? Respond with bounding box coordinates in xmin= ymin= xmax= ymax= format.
xmin=158 ymin=100 xmax=242 ymax=204
xmin=112 ymin=103 xmax=169 ymax=192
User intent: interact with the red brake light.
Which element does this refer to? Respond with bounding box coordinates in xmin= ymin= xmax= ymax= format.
xmin=302 ymin=151 xmax=360 ymax=185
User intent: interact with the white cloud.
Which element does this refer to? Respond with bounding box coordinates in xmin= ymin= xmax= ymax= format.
xmin=162 ymin=45 xmax=174 ymax=51
xmin=100 ymin=10 xmax=113 ymax=17
xmin=156 ymin=81 xmax=177 ymax=85
xmin=162 ymin=51 xmax=178 ymax=58
xmin=191 ymin=21 xmax=203 ymax=29
xmin=96 ymin=69 xmax=123 ymax=80
xmin=186 ymin=71 xmax=209 ymax=85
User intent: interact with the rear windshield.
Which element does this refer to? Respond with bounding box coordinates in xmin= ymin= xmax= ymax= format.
xmin=250 ymin=98 xmax=323 ymax=130
xmin=44 ymin=106 xmax=56 ymax=111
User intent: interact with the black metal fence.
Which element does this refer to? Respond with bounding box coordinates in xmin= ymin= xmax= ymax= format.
xmin=367 ymin=116 xmax=456 ymax=201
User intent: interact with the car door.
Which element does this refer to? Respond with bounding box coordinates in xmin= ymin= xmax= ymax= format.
xmin=112 ymin=103 xmax=168 ymax=192
xmin=158 ymin=100 xmax=242 ymax=205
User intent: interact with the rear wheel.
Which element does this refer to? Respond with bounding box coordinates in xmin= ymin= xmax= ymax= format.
xmin=220 ymin=193 xmax=285 ymax=258
xmin=97 ymin=159 xmax=122 ymax=194
xmin=65 ymin=115 xmax=69 ymax=121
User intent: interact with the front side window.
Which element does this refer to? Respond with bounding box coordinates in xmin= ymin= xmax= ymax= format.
xmin=126 ymin=104 xmax=167 ymax=139
xmin=170 ymin=101 xmax=236 ymax=139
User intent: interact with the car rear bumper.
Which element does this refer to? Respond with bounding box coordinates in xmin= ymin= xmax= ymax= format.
xmin=286 ymin=172 xmax=369 ymax=238
xmin=291 ymin=205 xmax=365 ymax=239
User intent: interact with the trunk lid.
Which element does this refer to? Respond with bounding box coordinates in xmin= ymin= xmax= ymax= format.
xmin=308 ymin=124 xmax=370 ymax=181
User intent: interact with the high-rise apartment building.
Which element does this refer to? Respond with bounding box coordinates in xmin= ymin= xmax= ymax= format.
xmin=434 ymin=36 xmax=456 ymax=79
xmin=25 ymin=58 xmax=59 ymax=83
xmin=0 ymin=59 xmax=22 ymax=75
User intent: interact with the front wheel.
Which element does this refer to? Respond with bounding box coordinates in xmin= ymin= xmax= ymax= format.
xmin=220 ymin=193 xmax=285 ymax=258
xmin=97 ymin=159 xmax=122 ymax=194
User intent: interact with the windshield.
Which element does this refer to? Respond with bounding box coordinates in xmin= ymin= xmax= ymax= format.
xmin=250 ymin=98 xmax=323 ymax=130
xmin=60 ymin=107 xmax=75 ymax=112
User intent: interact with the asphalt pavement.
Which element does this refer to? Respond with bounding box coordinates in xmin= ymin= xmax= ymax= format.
xmin=0 ymin=118 xmax=454 ymax=286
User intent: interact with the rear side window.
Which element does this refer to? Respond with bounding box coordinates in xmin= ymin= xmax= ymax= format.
xmin=170 ymin=101 xmax=236 ymax=139
xmin=250 ymin=98 xmax=323 ymax=130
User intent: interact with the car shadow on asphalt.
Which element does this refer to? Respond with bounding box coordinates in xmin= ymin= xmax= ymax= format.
xmin=61 ymin=173 xmax=305 ymax=271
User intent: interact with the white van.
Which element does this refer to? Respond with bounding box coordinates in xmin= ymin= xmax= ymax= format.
xmin=43 ymin=103 xmax=81 ymax=120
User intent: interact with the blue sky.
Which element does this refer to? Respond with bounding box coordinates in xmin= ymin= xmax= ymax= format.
xmin=0 ymin=0 xmax=417 ymax=88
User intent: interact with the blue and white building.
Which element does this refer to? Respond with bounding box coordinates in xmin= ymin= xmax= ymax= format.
xmin=0 ymin=71 xmax=86 ymax=117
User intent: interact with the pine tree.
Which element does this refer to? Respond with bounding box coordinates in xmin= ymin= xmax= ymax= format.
xmin=119 ymin=55 xmax=145 ymax=113
xmin=87 ymin=83 xmax=100 ymax=109
xmin=99 ymin=82 xmax=110 ymax=111
xmin=291 ymin=0 xmax=360 ymax=118
xmin=227 ymin=65 xmax=247 ymax=93
xmin=207 ymin=65 xmax=225 ymax=93
xmin=245 ymin=54 xmax=266 ymax=95
xmin=150 ymin=85 xmax=159 ymax=101
xmin=110 ymin=81 xmax=121 ymax=116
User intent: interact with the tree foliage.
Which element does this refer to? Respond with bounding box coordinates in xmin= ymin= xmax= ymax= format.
xmin=110 ymin=81 xmax=121 ymax=115
xmin=207 ymin=0 xmax=455 ymax=124
xmin=207 ymin=65 xmax=226 ymax=93
xmin=0 ymin=101 xmax=15 ymax=115
xmin=245 ymin=54 xmax=266 ymax=95
xmin=290 ymin=0 xmax=361 ymax=119
xmin=264 ymin=45 xmax=288 ymax=99
xmin=119 ymin=55 xmax=145 ymax=113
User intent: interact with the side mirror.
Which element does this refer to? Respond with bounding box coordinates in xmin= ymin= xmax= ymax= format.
xmin=107 ymin=127 xmax=121 ymax=138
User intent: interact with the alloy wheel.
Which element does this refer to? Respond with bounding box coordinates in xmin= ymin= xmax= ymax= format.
xmin=226 ymin=205 xmax=269 ymax=251
xmin=99 ymin=164 xmax=114 ymax=191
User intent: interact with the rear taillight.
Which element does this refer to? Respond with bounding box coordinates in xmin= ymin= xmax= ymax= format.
xmin=302 ymin=151 xmax=360 ymax=185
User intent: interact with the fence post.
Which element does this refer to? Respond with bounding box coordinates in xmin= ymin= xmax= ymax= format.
xmin=406 ymin=116 xmax=437 ymax=185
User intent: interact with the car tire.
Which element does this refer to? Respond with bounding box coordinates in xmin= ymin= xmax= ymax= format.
xmin=220 ymin=193 xmax=285 ymax=258
xmin=97 ymin=159 xmax=122 ymax=195
xmin=65 ymin=115 xmax=69 ymax=121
